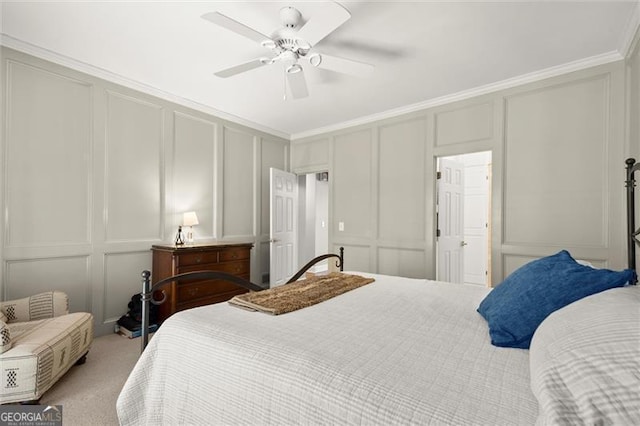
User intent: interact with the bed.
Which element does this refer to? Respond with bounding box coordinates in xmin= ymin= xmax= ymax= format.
xmin=116 ymin=160 xmax=640 ymax=425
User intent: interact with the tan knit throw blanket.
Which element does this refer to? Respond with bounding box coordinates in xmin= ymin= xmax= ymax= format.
xmin=228 ymin=272 xmax=375 ymax=315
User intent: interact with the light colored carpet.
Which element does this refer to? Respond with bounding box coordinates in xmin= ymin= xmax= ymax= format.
xmin=39 ymin=332 xmax=141 ymax=426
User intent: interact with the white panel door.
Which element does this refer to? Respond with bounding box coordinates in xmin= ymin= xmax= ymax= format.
xmin=437 ymin=158 xmax=465 ymax=283
xmin=270 ymin=168 xmax=298 ymax=287
xmin=463 ymin=161 xmax=490 ymax=285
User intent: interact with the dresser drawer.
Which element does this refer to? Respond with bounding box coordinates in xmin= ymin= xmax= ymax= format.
xmin=219 ymin=247 xmax=250 ymax=262
xmin=217 ymin=260 xmax=250 ymax=276
xmin=176 ymin=288 xmax=247 ymax=312
xmin=176 ymin=263 xmax=220 ymax=275
xmin=177 ymin=278 xmax=249 ymax=302
xmin=176 ymin=260 xmax=249 ymax=276
xmin=176 ymin=251 xmax=219 ymax=267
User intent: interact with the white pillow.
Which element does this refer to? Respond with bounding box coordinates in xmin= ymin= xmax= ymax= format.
xmin=575 ymin=259 xmax=595 ymax=268
xmin=529 ymin=286 xmax=640 ymax=425
xmin=0 ymin=320 xmax=11 ymax=354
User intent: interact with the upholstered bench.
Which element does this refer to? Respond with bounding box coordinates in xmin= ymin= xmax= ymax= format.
xmin=0 ymin=291 xmax=93 ymax=404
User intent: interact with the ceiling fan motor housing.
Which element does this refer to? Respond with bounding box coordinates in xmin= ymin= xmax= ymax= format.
xmin=280 ymin=6 xmax=302 ymax=28
xmin=273 ymin=7 xmax=310 ymax=56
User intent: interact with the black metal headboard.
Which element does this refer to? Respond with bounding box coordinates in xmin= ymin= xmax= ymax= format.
xmin=625 ymin=158 xmax=640 ymax=280
xmin=138 ymin=247 xmax=344 ymax=352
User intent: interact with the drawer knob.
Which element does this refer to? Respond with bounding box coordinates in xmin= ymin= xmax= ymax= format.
xmin=195 ymin=257 xmax=202 ymax=263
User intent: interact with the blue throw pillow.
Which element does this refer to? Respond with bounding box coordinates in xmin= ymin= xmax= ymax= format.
xmin=477 ymin=250 xmax=635 ymax=349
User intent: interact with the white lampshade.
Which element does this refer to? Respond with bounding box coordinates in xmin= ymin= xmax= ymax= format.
xmin=183 ymin=211 xmax=199 ymax=227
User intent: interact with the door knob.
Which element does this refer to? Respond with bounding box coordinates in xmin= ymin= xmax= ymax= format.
xmin=460 ymin=241 xmax=468 ymax=247
xmin=269 ymin=239 xmax=279 ymax=243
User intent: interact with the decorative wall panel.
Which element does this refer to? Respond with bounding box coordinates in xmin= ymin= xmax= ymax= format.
xmin=292 ymin=138 xmax=329 ymax=172
xmin=5 ymin=61 xmax=91 ymax=247
xmin=336 ymin=244 xmax=370 ymax=272
xmin=377 ymin=247 xmax=425 ymax=278
xmin=222 ymin=127 xmax=255 ymax=238
xmin=502 ymin=253 xmax=607 ymax=278
xmin=261 ymin=139 xmax=288 ymax=236
xmin=6 ymin=256 xmax=90 ymax=313
xmin=504 ymin=76 xmax=608 ymax=247
xmin=435 ymin=102 xmax=493 ymax=147
xmin=105 ymin=91 xmax=163 ymax=242
xmin=173 ymin=112 xmax=216 ymax=239
xmin=333 ymin=130 xmax=372 ymax=238
xmin=378 ymin=119 xmax=426 ymax=241
xmin=103 ymin=251 xmax=151 ymax=323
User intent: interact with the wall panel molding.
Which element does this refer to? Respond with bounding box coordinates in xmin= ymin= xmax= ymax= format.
xmin=502 ymin=73 xmax=611 ymax=249
xmin=5 ymin=255 xmax=91 ymax=312
xmin=221 ymin=126 xmax=257 ymax=240
xmin=102 ymin=250 xmax=151 ymax=323
xmin=172 ymin=111 xmax=217 ymax=240
xmin=377 ymin=246 xmax=426 ymax=278
xmin=333 ymin=129 xmax=373 ymax=239
xmin=434 ymin=101 xmax=494 ymax=147
xmin=0 ymin=47 xmax=289 ymax=336
xmin=5 ymin=60 xmax=93 ymax=248
xmin=291 ymin=137 xmax=330 ymax=173
xmin=377 ymin=117 xmax=427 ymax=242
xmin=104 ymin=90 xmax=164 ymax=243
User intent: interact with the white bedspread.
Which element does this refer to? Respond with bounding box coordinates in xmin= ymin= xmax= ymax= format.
xmin=117 ymin=273 xmax=538 ymax=425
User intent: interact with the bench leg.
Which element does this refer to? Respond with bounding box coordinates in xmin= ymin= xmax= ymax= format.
xmin=75 ymin=351 xmax=89 ymax=366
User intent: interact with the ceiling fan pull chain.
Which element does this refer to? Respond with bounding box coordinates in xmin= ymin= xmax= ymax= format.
xmin=283 ymin=68 xmax=287 ymax=101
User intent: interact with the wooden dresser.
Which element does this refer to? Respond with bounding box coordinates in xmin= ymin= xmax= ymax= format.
xmin=151 ymin=242 xmax=253 ymax=322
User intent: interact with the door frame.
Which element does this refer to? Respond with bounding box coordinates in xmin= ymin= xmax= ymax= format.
xmin=435 ymin=151 xmax=492 ymax=286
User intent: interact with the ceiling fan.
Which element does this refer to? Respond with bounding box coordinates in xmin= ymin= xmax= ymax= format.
xmin=202 ymin=2 xmax=374 ymax=99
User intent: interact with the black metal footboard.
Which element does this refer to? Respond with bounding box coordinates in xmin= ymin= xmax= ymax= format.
xmin=139 ymin=247 xmax=345 ymax=352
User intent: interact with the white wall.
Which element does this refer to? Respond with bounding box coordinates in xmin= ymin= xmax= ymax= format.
xmin=3 ymin=33 xmax=640 ymax=337
xmin=0 ymin=47 xmax=289 ymax=335
xmin=292 ymin=61 xmax=630 ymax=284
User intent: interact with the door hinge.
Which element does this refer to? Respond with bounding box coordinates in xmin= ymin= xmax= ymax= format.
xmin=436 ymin=171 xmax=441 ymax=179
xmin=436 ymin=229 xmax=441 ymax=237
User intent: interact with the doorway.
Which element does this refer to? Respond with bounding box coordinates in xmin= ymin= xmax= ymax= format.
xmin=297 ymin=172 xmax=329 ymax=273
xmin=436 ymin=151 xmax=492 ymax=286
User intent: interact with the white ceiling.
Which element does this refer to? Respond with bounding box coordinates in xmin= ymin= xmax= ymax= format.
xmin=1 ymin=1 xmax=639 ymax=139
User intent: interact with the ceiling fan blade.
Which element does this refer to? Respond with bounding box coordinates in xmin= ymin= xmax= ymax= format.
xmin=313 ymin=54 xmax=374 ymax=76
xmin=202 ymin=12 xmax=272 ymax=44
xmin=215 ymin=59 xmax=267 ymax=78
xmin=296 ymin=3 xmax=351 ymax=47
xmin=287 ymin=69 xmax=309 ymax=99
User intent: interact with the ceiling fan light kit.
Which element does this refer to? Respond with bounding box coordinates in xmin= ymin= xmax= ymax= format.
xmin=202 ymin=3 xmax=374 ymax=99
xmin=286 ymin=63 xmax=303 ymax=74
xmin=308 ymin=53 xmax=322 ymax=68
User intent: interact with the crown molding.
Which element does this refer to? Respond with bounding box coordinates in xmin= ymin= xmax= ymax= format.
xmin=619 ymin=2 xmax=640 ymax=59
xmin=0 ymin=34 xmax=628 ymax=144
xmin=0 ymin=34 xmax=289 ymax=140
xmin=290 ymin=51 xmax=624 ymax=140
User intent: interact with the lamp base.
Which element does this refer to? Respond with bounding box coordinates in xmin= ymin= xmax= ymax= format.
xmin=175 ymin=226 xmax=185 ymax=245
